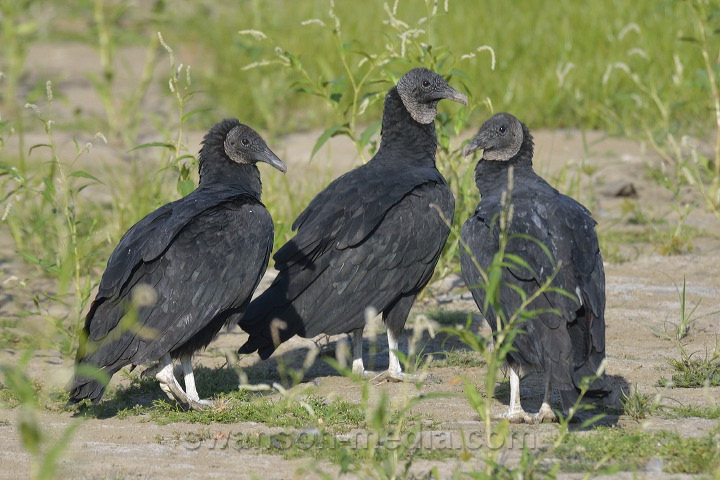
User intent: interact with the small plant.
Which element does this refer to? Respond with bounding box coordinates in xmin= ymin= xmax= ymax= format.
xmin=130 ymin=32 xmax=203 ymax=197
xmin=311 ymin=383 xmax=448 ymax=479
xmin=428 ymin=347 xmax=485 ymax=368
xmin=553 ymin=425 xmax=720 ymax=474
xmin=1 ymin=85 xmax=109 ymax=357
xmin=657 ymin=344 xmax=720 ymax=388
xmin=89 ymin=0 xmax=165 ymax=148
xmin=651 ymin=276 xmax=718 ymax=341
xmin=620 ymin=385 xmax=660 ymax=421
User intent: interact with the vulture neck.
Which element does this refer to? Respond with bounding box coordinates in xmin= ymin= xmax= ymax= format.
xmin=198 ymin=155 xmax=262 ymax=199
xmin=376 ymin=87 xmax=438 ymax=166
xmin=474 ymin=141 xmax=535 ymax=199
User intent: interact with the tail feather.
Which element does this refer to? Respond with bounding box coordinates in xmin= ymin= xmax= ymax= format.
xmin=238 ymin=289 xmax=306 ymax=358
xmin=66 ymin=361 xmax=120 ymax=406
xmin=559 ymin=374 xmax=618 ymax=413
xmin=67 ymin=379 xmax=107 ymax=405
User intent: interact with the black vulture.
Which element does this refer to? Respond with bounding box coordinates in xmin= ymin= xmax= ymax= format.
xmin=238 ymin=68 xmax=468 ymax=381
xmin=460 ymin=112 xmax=613 ymax=423
xmin=68 ymin=119 xmax=286 ymax=410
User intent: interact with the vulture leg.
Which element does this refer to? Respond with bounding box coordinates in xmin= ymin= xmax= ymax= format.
xmin=180 ymin=354 xmax=214 ymax=409
xmin=499 ymin=365 xmax=533 ymax=423
xmin=351 ymin=328 xmax=371 ymax=377
xmin=381 ymin=327 xmax=413 ymax=382
xmin=155 ymin=354 xmax=185 ymax=403
xmin=154 ymin=354 xmax=211 ymax=410
xmin=372 ymin=295 xmax=430 ymax=383
xmin=534 ymin=377 xmax=557 ymax=423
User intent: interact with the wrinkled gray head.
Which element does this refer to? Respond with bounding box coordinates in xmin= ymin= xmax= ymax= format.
xmin=396 ymin=67 xmax=469 ymax=124
xmin=463 ymin=112 xmax=527 ymax=161
xmin=224 ymin=124 xmax=287 ymax=173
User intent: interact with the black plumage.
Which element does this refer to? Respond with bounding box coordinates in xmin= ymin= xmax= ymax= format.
xmin=239 ymin=68 xmax=468 ymax=381
xmin=68 ymin=119 xmax=286 ymax=409
xmin=460 ymin=112 xmax=613 ymax=422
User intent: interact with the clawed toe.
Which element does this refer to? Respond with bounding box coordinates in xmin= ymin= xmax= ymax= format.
xmin=186 ymin=397 xmax=214 ymax=411
xmin=497 ymin=410 xmax=535 ymax=424
xmin=534 ymin=408 xmax=557 ymax=424
xmin=366 ymin=370 xmax=438 ymax=384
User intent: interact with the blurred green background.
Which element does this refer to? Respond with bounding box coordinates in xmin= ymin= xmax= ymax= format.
xmin=1 ymin=0 xmax=717 ymax=141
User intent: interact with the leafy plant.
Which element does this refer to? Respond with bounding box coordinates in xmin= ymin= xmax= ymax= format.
xmin=1 ymin=85 xmax=108 ymax=356
xmin=620 ymin=384 xmax=660 ymax=421
xmin=657 ymin=344 xmax=720 ymax=388
xmin=89 ymin=0 xmax=165 ymax=147
xmin=651 ymin=275 xmax=719 ymax=341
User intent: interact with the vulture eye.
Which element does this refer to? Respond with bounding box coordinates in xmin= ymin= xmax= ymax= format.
xmin=422 ymin=80 xmax=431 ymax=88
xmin=499 ymin=126 xmax=506 ymax=134
xmin=241 ymin=138 xmax=250 ymax=146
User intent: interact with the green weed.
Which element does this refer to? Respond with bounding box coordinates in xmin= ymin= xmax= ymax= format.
xmin=620 ymin=385 xmax=660 ymax=421
xmin=657 ymin=345 xmax=720 ymax=388
xmin=428 ymin=348 xmax=485 ymax=369
xmin=1 ymin=91 xmax=108 ymax=357
xmin=651 ymin=276 xmax=719 ymax=341
xmin=554 ymin=425 xmax=720 ymax=474
xmin=663 ymin=404 xmax=720 ymax=420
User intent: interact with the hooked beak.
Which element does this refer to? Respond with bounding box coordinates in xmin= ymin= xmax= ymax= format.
xmin=463 ymin=133 xmax=486 ymax=157
xmin=257 ymin=147 xmax=287 ymax=173
xmin=441 ymin=84 xmax=469 ymax=106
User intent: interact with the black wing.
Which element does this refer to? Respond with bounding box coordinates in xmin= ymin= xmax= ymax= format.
xmin=460 ymin=189 xmax=604 ymax=391
xmin=99 ymin=184 xmax=257 ymax=296
xmin=241 ymin=166 xmax=453 ymax=357
xmin=72 ymin=195 xmax=273 ymax=399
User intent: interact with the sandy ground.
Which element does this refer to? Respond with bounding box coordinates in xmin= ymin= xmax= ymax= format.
xmin=1 ymin=43 xmax=719 ymax=479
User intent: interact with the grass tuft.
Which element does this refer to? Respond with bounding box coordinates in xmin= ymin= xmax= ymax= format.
xmin=657 ymin=347 xmax=720 ymax=388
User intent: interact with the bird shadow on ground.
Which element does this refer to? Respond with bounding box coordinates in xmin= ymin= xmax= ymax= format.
xmin=70 ymin=365 xmax=241 ymax=418
xmin=238 ymin=326 xmax=470 ymax=386
xmin=492 ymin=371 xmax=631 ymax=429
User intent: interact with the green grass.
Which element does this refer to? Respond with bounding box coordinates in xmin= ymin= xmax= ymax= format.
xmin=428 ymin=348 xmax=485 ymax=368
xmin=657 ymin=348 xmax=720 ymax=388
xmin=620 ymin=386 xmax=659 ymax=421
xmin=65 ymin=366 xmax=364 ymax=429
xmin=154 ymin=1 xmax=715 ymax=137
xmin=554 ymin=426 xmax=720 ymax=474
xmin=147 ymin=394 xmax=366 ymax=429
xmin=424 ymin=309 xmax=474 ymax=326
xmin=664 ymin=404 xmax=720 ymax=419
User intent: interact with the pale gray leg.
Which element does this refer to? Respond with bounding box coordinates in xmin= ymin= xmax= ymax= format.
xmin=534 ymin=377 xmax=557 ymax=423
xmin=154 ymin=353 xmax=212 ymax=410
xmin=351 ymin=329 xmax=367 ymax=376
xmin=372 ymin=329 xmax=432 ymax=383
xmin=497 ymin=365 xmax=533 ymax=423
xmin=180 ymin=354 xmax=214 ymax=409
xmin=155 ymin=354 xmax=185 ymax=403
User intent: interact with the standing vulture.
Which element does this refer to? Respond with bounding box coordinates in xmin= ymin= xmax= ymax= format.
xmin=460 ymin=112 xmax=613 ymax=423
xmin=68 ymin=119 xmax=286 ymax=410
xmin=238 ymin=68 xmax=468 ymax=381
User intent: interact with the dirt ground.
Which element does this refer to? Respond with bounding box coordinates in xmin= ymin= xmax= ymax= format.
xmin=1 ymin=43 xmax=719 ymax=479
